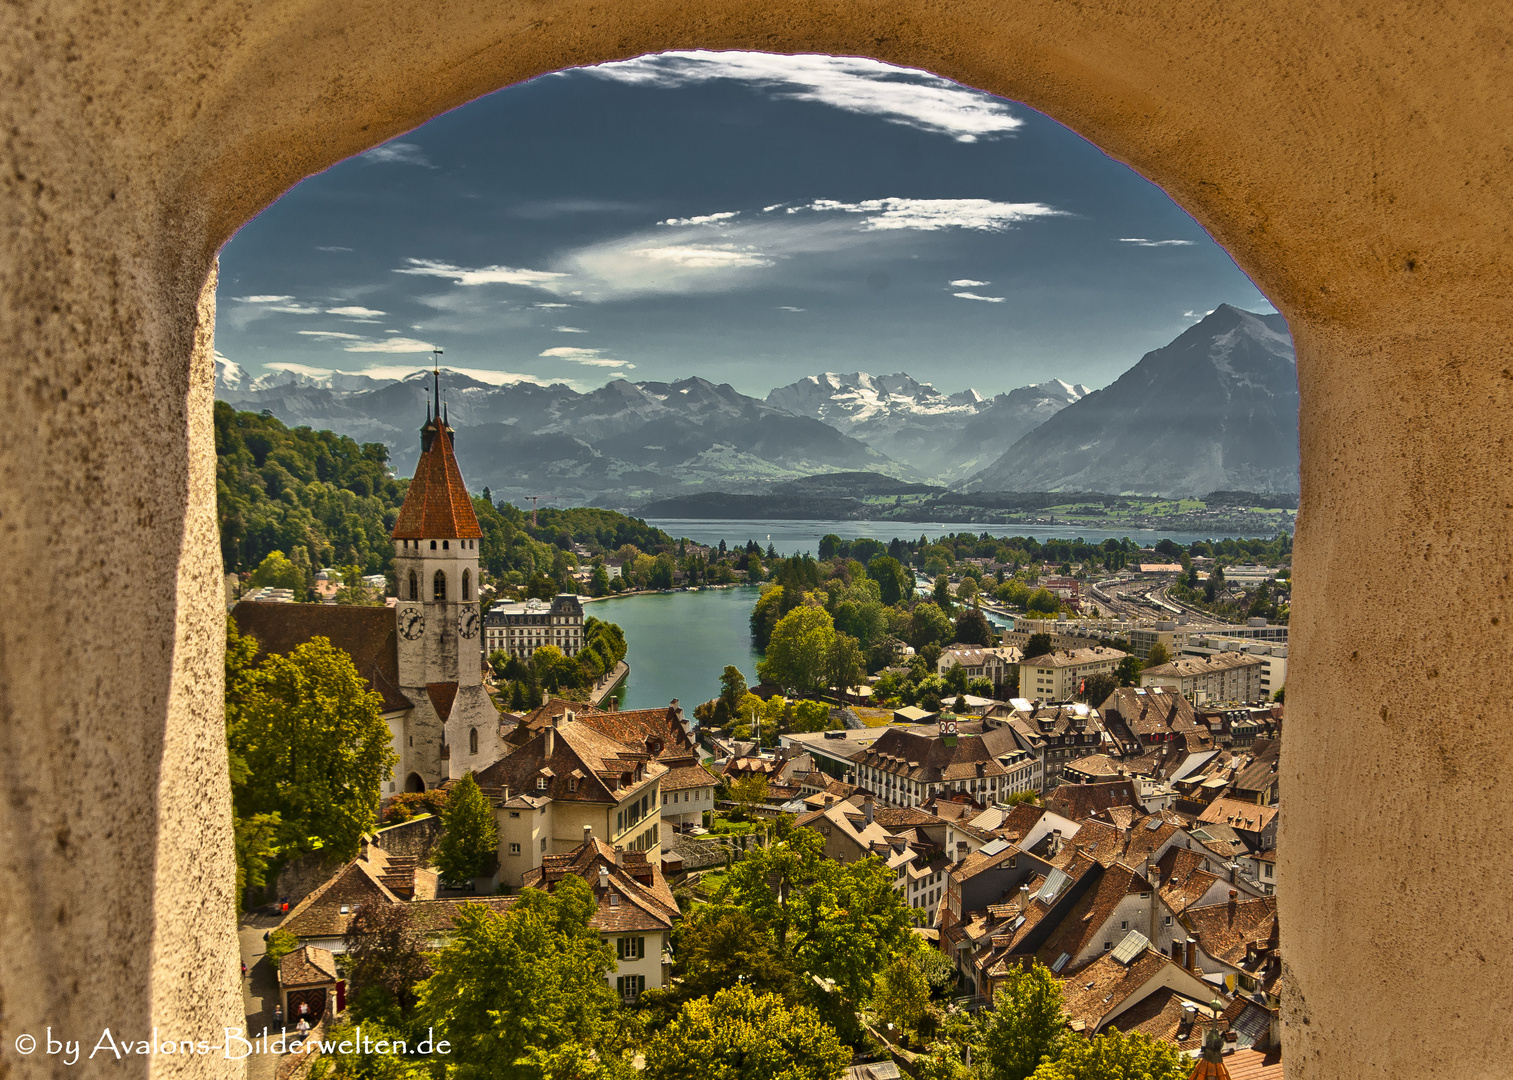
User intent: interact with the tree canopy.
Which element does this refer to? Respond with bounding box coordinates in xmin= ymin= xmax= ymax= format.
xmin=643 ymin=986 xmax=848 ymax=1080
xmin=978 ymin=964 xmax=1068 ymax=1080
xmin=758 ymin=605 xmax=837 ymax=697
xmin=227 ymin=619 xmax=397 ymax=867
xmin=416 ymin=878 xmax=626 ymax=1080
xmin=434 ymin=772 xmax=500 ymax=883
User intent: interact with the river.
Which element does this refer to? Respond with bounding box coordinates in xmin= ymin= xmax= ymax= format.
xmin=643 ymin=518 xmax=1245 ymax=554
xmin=587 ymin=586 xmax=763 ymax=711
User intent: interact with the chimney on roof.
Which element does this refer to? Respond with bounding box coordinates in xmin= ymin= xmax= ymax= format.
xmin=864 ymin=795 xmax=875 ymax=825
xmin=598 ymin=866 xmax=609 ymax=891
xmin=1185 ymin=936 xmax=1198 ymax=973
xmin=544 ymin=720 xmax=556 ymax=760
xmin=583 ymin=825 xmax=593 ymax=845
xmin=1229 ymin=889 xmax=1239 ymax=916
xmin=1019 ymin=883 xmax=1031 ymax=912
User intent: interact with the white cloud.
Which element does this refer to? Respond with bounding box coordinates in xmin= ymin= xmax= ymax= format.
xmin=1118 ymin=238 xmax=1196 ymax=247
xmin=348 ymin=364 xmax=568 ymax=387
xmin=361 ymin=142 xmax=433 ymax=167
xmin=1183 ymin=309 xmax=1217 ymax=320
xmin=789 ymin=197 xmax=1062 ymax=232
xmin=777 ymin=306 xmax=806 ymax=312
xmin=622 ymin=244 xmax=774 ymax=269
xmin=533 ymin=302 xmax=571 ymax=309
xmin=316 ymin=245 xmax=353 ymax=252
xmin=658 ymin=211 xmax=739 ymax=226
xmin=539 ymin=347 xmax=631 ymax=369
xmin=326 ymin=306 xmax=386 ymax=318
xmin=953 ymin=291 xmax=1006 ymax=303
xmin=950 ymin=278 xmax=989 ymax=287
xmin=297 ymin=330 xmax=364 ymax=340
xmin=342 ymin=337 xmax=439 ymax=353
xmin=384 ymin=329 xmax=402 ymax=333
xmin=555 ymin=326 xmax=588 ymax=333
xmin=234 ymin=295 xmax=295 ymax=303
xmin=582 ymin=52 xmax=1023 ymax=142
xmin=266 ymin=362 xmax=336 ymax=377
xmin=395 ymin=258 xmax=569 ymax=287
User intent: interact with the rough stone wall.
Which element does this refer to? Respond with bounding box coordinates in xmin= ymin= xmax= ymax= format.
xmin=1 ymin=3 xmax=1510 ymax=1079
xmin=370 ymin=816 xmax=444 ymax=863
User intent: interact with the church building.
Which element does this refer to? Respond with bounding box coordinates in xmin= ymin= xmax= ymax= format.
xmin=232 ymin=375 xmax=507 ymax=794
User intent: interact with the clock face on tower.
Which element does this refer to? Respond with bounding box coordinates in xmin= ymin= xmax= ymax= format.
xmin=398 ymin=606 xmax=426 ymax=641
xmin=458 ymin=606 xmax=480 ymax=640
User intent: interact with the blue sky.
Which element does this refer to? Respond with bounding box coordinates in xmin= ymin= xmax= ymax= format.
xmin=217 ymin=52 xmax=1278 ymax=398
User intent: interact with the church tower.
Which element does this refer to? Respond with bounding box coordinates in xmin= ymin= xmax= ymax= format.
xmin=390 ymin=367 xmax=489 ymax=787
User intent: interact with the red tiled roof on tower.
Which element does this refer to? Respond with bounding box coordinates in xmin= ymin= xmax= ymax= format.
xmin=392 ymin=382 xmax=482 ymax=540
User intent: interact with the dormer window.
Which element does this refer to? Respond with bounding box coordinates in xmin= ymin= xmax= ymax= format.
xmin=536 ymin=777 xmax=547 ymax=791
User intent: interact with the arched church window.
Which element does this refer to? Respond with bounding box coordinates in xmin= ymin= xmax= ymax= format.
xmin=469 ymin=728 xmax=478 ymax=755
xmin=430 ymin=540 xmax=437 ymax=550
xmin=409 ymin=570 xmax=418 ymax=601
xmin=463 ymin=569 xmax=472 ymax=600
xmin=434 ymin=570 xmax=447 ymax=602
xmin=443 ymin=540 xmax=449 ymax=550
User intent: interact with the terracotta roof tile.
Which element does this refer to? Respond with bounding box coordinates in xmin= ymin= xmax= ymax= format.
xmin=1184 ymin=895 xmax=1278 ymax=968
xmin=231 ymin=602 xmax=409 ymax=713
xmin=278 ymin=946 xmax=338 ymax=987
xmin=392 ymin=421 xmax=482 ymax=540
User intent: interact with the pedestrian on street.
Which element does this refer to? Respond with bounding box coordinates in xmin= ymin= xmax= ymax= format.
xmin=273 ymin=1005 xmax=283 ymax=1029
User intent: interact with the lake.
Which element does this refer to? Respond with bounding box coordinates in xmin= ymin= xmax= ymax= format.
xmin=587 ymin=586 xmax=763 ymax=711
xmin=643 ymin=518 xmax=1240 ymax=555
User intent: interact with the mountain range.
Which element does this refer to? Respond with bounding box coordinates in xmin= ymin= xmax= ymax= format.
xmin=214 ymin=305 xmax=1299 ymax=506
xmin=960 ymin=305 xmax=1298 ymax=495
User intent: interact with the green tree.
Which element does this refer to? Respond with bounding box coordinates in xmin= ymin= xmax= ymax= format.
xmin=231 ymin=637 xmax=398 ymax=861
xmin=589 ymin=562 xmax=611 ymax=597
xmin=826 ymin=632 xmax=865 ymax=694
xmin=1078 ymin=672 xmax=1118 ymax=706
xmin=933 ymin=574 xmax=954 ymax=613
xmin=759 ymin=606 xmax=837 ymax=697
xmin=750 ymin=585 xmax=786 ymax=650
xmin=650 ymin=551 xmax=677 ymax=589
xmin=1024 ymin=633 xmax=1055 ymax=661
xmin=1143 ymin=643 xmax=1172 ymax=669
xmin=265 ymin=928 xmax=301 ymax=966
xmin=336 ymin=564 xmax=385 ymax=606
xmin=721 ymin=829 xmax=915 ymax=1004
xmin=1114 ymin=655 xmax=1144 ymax=686
xmin=1028 ymin=1028 xmax=1189 ymax=1080
xmin=250 ymin=550 xmax=308 ymax=599
xmin=867 ymin=555 xmax=911 ymax=607
xmin=668 ymin=907 xmax=796 ymax=1002
xmin=434 ymin=772 xmax=500 ymax=883
xmin=416 ymin=879 xmax=624 ymax=1080
xmin=226 ymin=616 xmax=282 ymax=911
xmin=874 ymin=954 xmax=934 ymax=1042
xmin=718 ymin=665 xmax=748 ymax=716
xmin=909 ymin=602 xmax=954 ymax=651
xmin=643 ymin=985 xmax=848 ymax=1080
xmin=728 ymin=774 xmax=770 ymax=819
xmin=915 ymin=1039 xmax=976 ymax=1080
xmin=344 ymin=903 xmax=434 ymax=1015
xmin=1027 ymin=588 xmax=1060 ymax=615
xmin=954 ymin=608 xmax=995 ymax=647
xmin=978 ymin=963 xmax=1067 ymax=1080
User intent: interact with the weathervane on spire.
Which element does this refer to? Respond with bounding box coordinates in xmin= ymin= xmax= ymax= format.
xmin=431 ymin=347 xmax=443 ymax=423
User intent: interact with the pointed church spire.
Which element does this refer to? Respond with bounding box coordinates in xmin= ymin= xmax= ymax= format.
xmin=432 ymin=346 xmax=443 ymax=422
xmin=393 ymin=343 xmax=480 ymax=542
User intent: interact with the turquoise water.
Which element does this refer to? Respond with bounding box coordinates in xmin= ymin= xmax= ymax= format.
xmin=587 ymin=586 xmax=763 ymax=711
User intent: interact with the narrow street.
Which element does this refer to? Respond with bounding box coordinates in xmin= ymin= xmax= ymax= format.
xmin=238 ymin=910 xmax=284 ymax=1080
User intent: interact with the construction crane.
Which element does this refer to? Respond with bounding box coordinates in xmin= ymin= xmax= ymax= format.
xmin=525 ymin=495 xmax=561 ymax=527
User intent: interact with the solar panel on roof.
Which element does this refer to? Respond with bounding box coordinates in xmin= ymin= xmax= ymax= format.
xmin=1038 ymin=868 xmax=1070 ymax=901
xmin=1110 ymin=930 xmax=1151 ymax=965
xmin=1050 ymin=952 xmax=1071 ymax=972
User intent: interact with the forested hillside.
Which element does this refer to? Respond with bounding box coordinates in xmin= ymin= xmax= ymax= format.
xmin=215 ymin=403 xmax=676 ymax=589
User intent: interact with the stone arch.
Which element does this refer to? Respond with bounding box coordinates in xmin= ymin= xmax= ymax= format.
xmin=4 ymin=6 xmax=1511 ymax=1080
xmin=404 ymin=772 xmax=426 ymax=794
